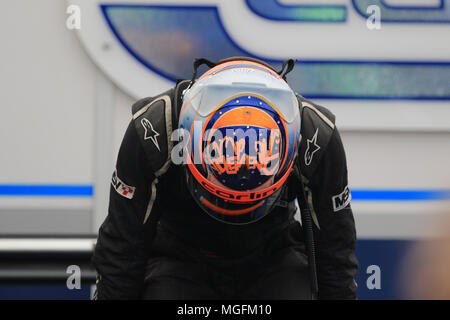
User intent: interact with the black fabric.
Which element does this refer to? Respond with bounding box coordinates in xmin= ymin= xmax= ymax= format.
xmin=92 ymin=122 xmax=157 ymax=299
xmin=142 ymin=222 xmax=311 ymax=300
xmin=307 ymin=128 xmax=358 ymax=299
xmin=92 ymin=87 xmax=358 ymax=300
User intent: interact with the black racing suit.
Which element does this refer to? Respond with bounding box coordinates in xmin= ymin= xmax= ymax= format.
xmin=92 ymin=96 xmax=358 ymax=300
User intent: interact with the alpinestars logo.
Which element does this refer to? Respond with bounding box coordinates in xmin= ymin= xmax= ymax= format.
xmin=332 ymin=185 xmax=351 ymax=212
xmin=141 ymin=118 xmax=160 ymax=151
xmin=111 ymin=170 xmax=136 ymax=199
xmin=305 ymin=128 xmax=320 ymax=166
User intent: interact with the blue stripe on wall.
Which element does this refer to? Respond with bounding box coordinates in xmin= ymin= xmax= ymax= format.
xmin=0 ymin=285 xmax=91 ymax=300
xmin=0 ymin=185 xmax=450 ymax=201
xmin=352 ymin=189 xmax=450 ymax=201
xmin=0 ymin=185 xmax=93 ymax=197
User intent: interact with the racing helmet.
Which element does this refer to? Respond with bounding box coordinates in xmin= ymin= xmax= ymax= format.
xmin=178 ymin=58 xmax=301 ymax=224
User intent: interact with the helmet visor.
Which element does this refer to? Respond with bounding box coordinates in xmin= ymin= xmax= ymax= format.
xmin=185 ymin=83 xmax=299 ymax=123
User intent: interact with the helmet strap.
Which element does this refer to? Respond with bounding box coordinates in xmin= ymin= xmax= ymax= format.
xmin=277 ymin=59 xmax=297 ymax=80
xmin=187 ymin=58 xmax=217 ymax=90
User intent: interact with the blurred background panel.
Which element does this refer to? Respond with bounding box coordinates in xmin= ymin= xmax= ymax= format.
xmin=0 ymin=0 xmax=449 ymax=299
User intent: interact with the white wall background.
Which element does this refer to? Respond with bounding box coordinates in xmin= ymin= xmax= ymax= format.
xmin=0 ymin=0 xmax=449 ymax=237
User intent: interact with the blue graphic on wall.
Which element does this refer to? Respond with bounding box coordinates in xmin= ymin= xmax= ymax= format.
xmin=355 ymin=239 xmax=414 ymax=300
xmin=100 ymin=3 xmax=450 ymax=100
xmin=246 ymin=0 xmax=347 ymax=22
xmin=353 ymin=0 xmax=450 ymax=23
xmin=247 ymin=0 xmax=450 ymax=23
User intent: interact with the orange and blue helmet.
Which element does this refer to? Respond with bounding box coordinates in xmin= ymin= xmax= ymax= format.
xmin=178 ymin=58 xmax=301 ymax=224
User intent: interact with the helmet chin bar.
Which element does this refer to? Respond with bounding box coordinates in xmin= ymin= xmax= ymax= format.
xmin=200 ymin=197 xmax=264 ymax=216
xmin=185 ymin=150 xmax=294 ymax=203
xmin=187 ymin=170 xmax=286 ymax=224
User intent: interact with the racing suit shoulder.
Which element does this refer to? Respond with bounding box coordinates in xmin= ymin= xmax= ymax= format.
xmin=131 ymin=89 xmax=174 ymax=176
xmin=131 ymin=80 xmax=190 ymax=176
xmin=296 ymin=95 xmax=336 ymax=183
xmin=298 ymin=96 xmax=336 ymax=126
xmin=131 ymin=96 xmax=154 ymax=115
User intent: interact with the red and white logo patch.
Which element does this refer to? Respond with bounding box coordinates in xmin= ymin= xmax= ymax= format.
xmin=111 ymin=170 xmax=136 ymax=199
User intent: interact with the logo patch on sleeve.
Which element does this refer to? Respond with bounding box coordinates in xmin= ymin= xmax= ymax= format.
xmin=332 ymin=185 xmax=351 ymax=212
xmin=305 ymin=128 xmax=320 ymax=166
xmin=111 ymin=170 xmax=136 ymax=199
xmin=141 ymin=117 xmax=160 ymax=151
